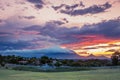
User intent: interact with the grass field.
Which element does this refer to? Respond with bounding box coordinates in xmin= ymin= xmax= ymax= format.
xmin=0 ymin=68 xmax=120 ymax=80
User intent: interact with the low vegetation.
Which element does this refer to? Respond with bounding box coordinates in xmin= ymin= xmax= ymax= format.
xmin=12 ymin=66 xmax=94 ymax=72
xmin=0 ymin=51 xmax=120 ymax=73
xmin=0 ymin=55 xmax=115 ymax=68
xmin=0 ymin=68 xmax=120 ymax=80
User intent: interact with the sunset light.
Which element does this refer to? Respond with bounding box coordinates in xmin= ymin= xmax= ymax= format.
xmin=0 ymin=0 xmax=120 ymax=58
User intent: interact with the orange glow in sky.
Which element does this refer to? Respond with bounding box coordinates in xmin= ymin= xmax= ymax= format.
xmin=0 ymin=0 xmax=120 ymax=58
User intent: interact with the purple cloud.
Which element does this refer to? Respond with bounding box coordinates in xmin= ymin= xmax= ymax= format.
xmin=0 ymin=16 xmax=120 ymax=51
xmin=60 ymin=2 xmax=111 ymax=16
xmin=24 ymin=17 xmax=120 ymax=44
xmin=27 ymin=0 xmax=44 ymax=9
xmin=52 ymin=1 xmax=85 ymax=11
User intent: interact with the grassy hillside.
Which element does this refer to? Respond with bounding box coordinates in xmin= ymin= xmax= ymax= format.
xmin=0 ymin=68 xmax=120 ymax=80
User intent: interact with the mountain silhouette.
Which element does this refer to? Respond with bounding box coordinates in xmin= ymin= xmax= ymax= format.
xmin=0 ymin=46 xmax=80 ymax=59
xmin=0 ymin=47 xmax=109 ymax=59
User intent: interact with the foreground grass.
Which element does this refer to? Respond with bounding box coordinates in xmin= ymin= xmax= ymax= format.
xmin=12 ymin=66 xmax=93 ymax=72
xmin=0 ymin=68 xmax=120 ymax=80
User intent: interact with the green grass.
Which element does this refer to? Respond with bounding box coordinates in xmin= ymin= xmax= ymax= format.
xmin=0 ymin=68 xmax=120 ymax=80
xmin=12 ymin=66 xmax=94 ymax=72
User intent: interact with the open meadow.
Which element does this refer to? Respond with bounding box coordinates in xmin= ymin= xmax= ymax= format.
xmin=0 ymin=68 xmax=120 ymax=80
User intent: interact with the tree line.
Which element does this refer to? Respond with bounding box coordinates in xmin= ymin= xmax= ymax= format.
xmin=0 ymin=51 xmax=120 ymax=67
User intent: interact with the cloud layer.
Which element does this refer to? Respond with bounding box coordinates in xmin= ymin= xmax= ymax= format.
xmin=60 ymin=2 xmax=112 ymax=16
xmin=27 ymin=0 xmax=44 ymax=9
xmin=23 ymin=17 xmax=120 ymax=45
xmin=0 ymin=0 xmax=120 ymax=57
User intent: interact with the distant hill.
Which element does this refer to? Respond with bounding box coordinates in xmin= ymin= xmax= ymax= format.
xmin=0 ymin=47 xmax=109 ymax=60
xmin=0 ymin=47 xmax=80 ymax=59
xmin=84 ymin=54 xmax=109 ymax=60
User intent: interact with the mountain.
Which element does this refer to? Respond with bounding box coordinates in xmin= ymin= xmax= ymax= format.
xmin=0 ymin=46 xmax=81 ymax=59
xmin=0 ymin=47 xmax=109 ymax=59
xmin=84 ymin=54 xmax=109 ymax=60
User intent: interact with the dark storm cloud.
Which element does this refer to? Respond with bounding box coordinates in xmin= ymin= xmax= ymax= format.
xmin=1 ymin=17 xmax=120 ymax=51
xmin=80 ymin=18 xmax=120 ymax=38
xmin=27 ymin=0 xmax=44 ymax=4
xmin=0 ymin=32 xmax=13 ymax=42
xmin=65 ymin=4 xmax=79 ymax=10
xmin=60 ymin=2 xmax=111 ymax=16
xmin=0 ymin=32 xmax=11 ymax=35
xmin=23 ymin=23 xmax=80 ymax=44
xmin=24 ymin=17 xmax=120 ymax=44
xmin=0 ymin=19 xmax=36 ymax=49
xmin=0 ymin=41 xmax=31 ymax=50
xmin=0 ymin=31 xmax=46 ymax=51
xmin=27 ymin=0 xmax=44 ymax=9
xmin=52 ymin=1 xmax=85 ymax=11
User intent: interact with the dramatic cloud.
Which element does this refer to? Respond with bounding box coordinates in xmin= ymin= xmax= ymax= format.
xmin=23 ymin=17 xmax=120 ymax=46
xmin=1 ymin=16 xmax=119 ymax=51
xmin=0 ymin=32 xmax=14 ymax=42
xmin=27 ymin=0 xmax=44 ymax=4
xmin=0 ymin=32 xmax=12 ymax=37
xmin=23 ymin=23 xmax=79 ymax=44
xmin=0 ymin=0 xmax=120 ymax=57
xmin=27 ymin=0 xmax=44 ymax=9
xmin=52 ymin=2 xmax=85 ymax=11
xmin=80 ymin=17 xmax=120 ymax=38
xmin=65 ymin=4 xmax=79 ymax=10
xmin=0 ymin=41 xmax=31 ymax=50
xmin=60 ymin=2 xmax=112 ymax=16
xmin=0 ymin=29 xmax=57 ymax=50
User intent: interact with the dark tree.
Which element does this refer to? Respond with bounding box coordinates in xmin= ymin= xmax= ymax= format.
xmin=40 ymin=56 xmax=52 ymax=64
xmin=111 ymin=51 xmax=120 ymax=66
xmin=0 ymin=55 xmax=3 ymax=66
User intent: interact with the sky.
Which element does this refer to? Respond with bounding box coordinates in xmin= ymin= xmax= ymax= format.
xmin=0 ymin=0 xmax=120 ymax=57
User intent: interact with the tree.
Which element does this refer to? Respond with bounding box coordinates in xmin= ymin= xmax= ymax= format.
xmin=40 ymin=56 xmax=52 ymax=64
xmin=0 ymin=55 xmax=5 ymax=67
xmin=0 ymin=55 xmax=3 ymax=66
xmin=111 ymin=51 xmax=120 ymax=66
